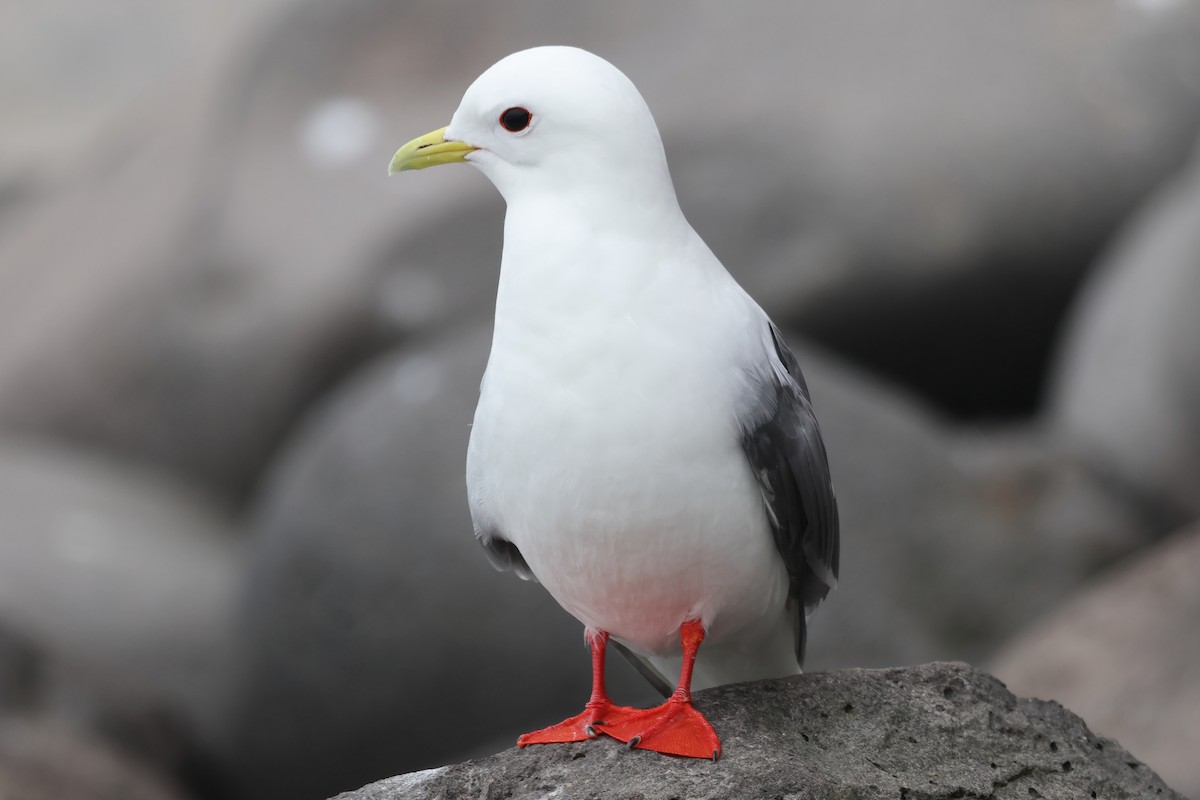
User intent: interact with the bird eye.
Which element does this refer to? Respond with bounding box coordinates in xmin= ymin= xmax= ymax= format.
xmin=499 ymin=106 xmax=532 ymax=133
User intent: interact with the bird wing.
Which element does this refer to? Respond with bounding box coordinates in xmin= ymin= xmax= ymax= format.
xmin=739 ymin=322 xmax=840 ymax=666
xmin=473 ymin=523 xmax=538 ymax=582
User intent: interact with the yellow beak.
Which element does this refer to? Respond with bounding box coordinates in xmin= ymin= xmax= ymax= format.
xmin=388 ymin=126 xmax=476 ymax=174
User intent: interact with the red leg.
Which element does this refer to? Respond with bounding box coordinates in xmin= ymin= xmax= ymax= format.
xmin=517 ymin=630 xmax=639 ymax=746
xmin=597 ymin=620 xmax=722 ymax=760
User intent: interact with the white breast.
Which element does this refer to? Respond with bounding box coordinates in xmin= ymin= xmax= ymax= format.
xmin=466 ymin=227 xmax=790 ymax=658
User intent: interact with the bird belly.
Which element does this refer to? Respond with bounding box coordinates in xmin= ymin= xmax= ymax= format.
xmin=467 ymin=348 xmax=790 ymax=658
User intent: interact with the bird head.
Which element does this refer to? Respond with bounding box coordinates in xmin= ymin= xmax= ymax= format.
xmin=389 ymin=46 xmax=679 ymax=215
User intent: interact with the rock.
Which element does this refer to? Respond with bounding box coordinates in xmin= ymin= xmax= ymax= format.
xmin=1 ymin=614 xmax=200 ymax=797
xmin=991 ymin=524 xmax=1200 ymax=800
xmin=225 ymin=326 xmax=660 ymax=800
xmin=0 ymin=0 xmax=287 ymax=227
xmin=1048 ymin=133 xmax=1200 ymax=522
xmin=0 ymin=51 xmax=289 ymax=500
xmin=0 ymin=623 xmax=41 ymax=713
xmin=227 ymin=326 xmax=1154 ymax=800
xmin=0 ymin=717 xmax=189 ymax=800
xmin=792 ymin=346 xmax=1153 ymax=670
xmin=0 ymin=437 xmax=245 ymax=759
xmin=0 ymin=0 xmax=389 ymax=501
xmin=332 ymin=662 xmax=1183 ymax=800
xmin=4 ymin=0 xmax=1200 ymax=499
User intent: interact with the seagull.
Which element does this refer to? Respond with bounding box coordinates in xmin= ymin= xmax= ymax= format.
xmin=389 ymin=45 xmax=839 ymax=761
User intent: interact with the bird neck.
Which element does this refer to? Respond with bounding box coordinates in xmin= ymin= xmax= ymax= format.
xmin=503 ymin=179 xmax=689 ymax=244
xmin=492 ymin=196 xmax=721 ymax=343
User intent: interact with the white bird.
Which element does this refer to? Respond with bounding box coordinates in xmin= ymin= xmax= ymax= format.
xmin=389 ymin=45 xmax=839 ymax=760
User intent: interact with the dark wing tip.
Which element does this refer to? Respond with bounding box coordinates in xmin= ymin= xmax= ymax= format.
xmin=742 ymin=324 xmax=840 ymax=665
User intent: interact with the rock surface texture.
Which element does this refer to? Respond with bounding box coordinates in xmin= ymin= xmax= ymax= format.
xmin=992 ymin=524 xmax=1200 ymax=799
xmin=332 ymin=663 xmax=1181 ymax=800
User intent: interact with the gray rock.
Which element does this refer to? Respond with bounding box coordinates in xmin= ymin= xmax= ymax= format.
xmin=0 ymin=437 xmax=244 ymax=755
xmin=0 ymin=0 xmax=395 ymax=500
xmin=0 ymin=623 xmax=41 ymax=713
xmin=0 ymin=717 xmax=189 ymax=800
xmin=793 ymin=348 xmax=1153 ymax=671
xmin=0 ymin=617 xmax=206 ymax=794
xmin=1048 ymin=133 xmax=1200 ymax=521
xmin=0 ymin=56 xmax=283 ymax=499
xmin=991 ymin=523 xmax=1200 ymax=800
xmin=0 ymin=0 xmax=287 ymax=223
xmin=332 ymin=662 xmax=1182 ymax=800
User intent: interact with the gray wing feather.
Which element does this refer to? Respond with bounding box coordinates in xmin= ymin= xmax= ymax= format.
xmin=474 ymin=524 xmax=538 ymax=582
xmin=740 ymin=323 xmax=840 ymax=665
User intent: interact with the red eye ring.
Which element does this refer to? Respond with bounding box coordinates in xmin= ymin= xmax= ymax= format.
xmin=499 ymin=106 xmax=532 ymax=133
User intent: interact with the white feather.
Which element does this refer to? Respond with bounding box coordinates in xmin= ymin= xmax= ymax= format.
xmin=454 ymin=47 xmax=802 ymax=688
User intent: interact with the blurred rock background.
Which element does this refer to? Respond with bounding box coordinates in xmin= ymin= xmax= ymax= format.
xmin=1 ymin=0 xmax=1198 ymax=798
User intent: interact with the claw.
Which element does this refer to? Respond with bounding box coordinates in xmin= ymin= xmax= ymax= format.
xmin=601 ymin=698 xmax=722 ymax=759
xmin=518 ymin=630 xmax=640 ymax=748
xmin=518 ymin=701 xmax=640 ymax=747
